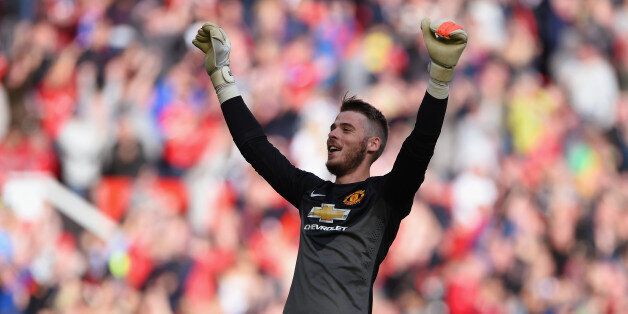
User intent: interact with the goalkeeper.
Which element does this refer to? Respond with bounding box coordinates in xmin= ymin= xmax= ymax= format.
xmin=193 ymin=18 xmax=467 ymax=314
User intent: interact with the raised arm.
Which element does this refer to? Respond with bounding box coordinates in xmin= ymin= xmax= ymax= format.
xmin=382 ymin=18 xmax=468 ymax=215
xmin=193 ymin=23 xmax=322 ymax=207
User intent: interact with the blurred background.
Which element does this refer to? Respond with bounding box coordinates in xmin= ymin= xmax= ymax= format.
xmin=0 ymin=0 xmax=627 ymax=313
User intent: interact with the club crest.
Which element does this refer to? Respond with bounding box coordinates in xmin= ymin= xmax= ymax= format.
xmin=343 ymin=190 xmax=365 ymax=206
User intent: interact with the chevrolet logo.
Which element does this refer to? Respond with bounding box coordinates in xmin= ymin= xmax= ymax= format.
xmin=307 ymin=204 xmax=350 ymax=223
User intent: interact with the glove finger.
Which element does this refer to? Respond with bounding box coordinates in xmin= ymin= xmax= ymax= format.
xmin=192 ymin=39 xmax=202 ymax=50
xmin=448 ymin=29 xmax=468 ymax=45
xmin=202 ymin=22 xmax=223 ymax=40
xmin=192 ymin=39 xmax=209 ymax=53
xmin=201 ymin=23 xmax=228 ymax=46
xmin=201 ymin=22 xmax=219 ymax=32
xmin=192 ymin=39 xmax=203 ymax=51
xmin=197 ymin=28 xmax=210 ymax=38
xmin=421 ymin=18 xmax=437 ymax=41
xmin=195 ymin=33 xmax=210 ymax=42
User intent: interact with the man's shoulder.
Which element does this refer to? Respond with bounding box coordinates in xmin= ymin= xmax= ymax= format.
xmin=295 ymin=170 xmax=327 ymax=192
xmin=368 ymin=175 xmax=387 ymax=187
xmin=297 ymin=170 xmax=326 ymax=183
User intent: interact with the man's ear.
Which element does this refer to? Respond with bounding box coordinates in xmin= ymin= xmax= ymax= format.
xmin=366 ymin=137 xmax=381 ymax=154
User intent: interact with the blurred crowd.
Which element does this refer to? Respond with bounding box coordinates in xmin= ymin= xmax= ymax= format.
xmin=0 ymin=0 xmax=627 ymax=313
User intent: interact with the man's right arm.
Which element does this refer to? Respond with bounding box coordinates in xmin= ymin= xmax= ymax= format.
xmin=221 ymin=95 xmax=322 ymax=207
xmin=193 ymin=23 xmax=322 ymax=207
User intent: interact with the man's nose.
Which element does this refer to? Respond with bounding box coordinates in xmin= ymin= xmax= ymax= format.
xmin=328 ymin=128 xmax=339 ymax=139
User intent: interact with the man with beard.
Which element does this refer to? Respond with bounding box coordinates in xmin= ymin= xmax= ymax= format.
xmin=193 ymin=18 xmax=467 ymax=313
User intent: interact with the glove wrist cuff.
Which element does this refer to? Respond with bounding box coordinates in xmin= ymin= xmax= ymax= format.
xmin=210 ymin=66 xmax=240 ymax=104
xmin=429 ymin=61 xmax=454 ymax=83
xmin=427 ymin=78 xmax=449 ymax=99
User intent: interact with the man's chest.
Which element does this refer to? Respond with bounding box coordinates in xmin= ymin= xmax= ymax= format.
xmin=298 ymin=184 xmax=386 ymax=237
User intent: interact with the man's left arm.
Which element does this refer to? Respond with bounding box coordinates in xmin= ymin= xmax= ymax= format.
xmin=382 ymin=18 xmax=468 ymax=215
xmin=383 ymin=92 xmax=447 ymax=212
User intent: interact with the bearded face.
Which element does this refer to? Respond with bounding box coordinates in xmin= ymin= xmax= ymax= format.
xmin=326 ymin=137 xmax=368 ymax=177
xmin=325 ymin=111 xmax=372 ymax=178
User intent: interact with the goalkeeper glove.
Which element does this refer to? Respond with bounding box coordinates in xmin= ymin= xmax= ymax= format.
xmin=421 ymin=18 xmax=468 ymax=99
xmin=192 ymin=23 xmax=240 ymax=104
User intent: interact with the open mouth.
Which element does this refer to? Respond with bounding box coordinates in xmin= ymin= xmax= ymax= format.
xmin=327 ymin=142 xmax=342 ymax=155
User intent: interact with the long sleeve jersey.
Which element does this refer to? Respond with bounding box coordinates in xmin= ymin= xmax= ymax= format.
xmin=220 ymin=92 xmax=447 ymax=313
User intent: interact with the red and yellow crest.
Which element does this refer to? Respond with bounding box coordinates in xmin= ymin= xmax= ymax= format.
xmin=343 ymin=190 xmax=365 ymax=206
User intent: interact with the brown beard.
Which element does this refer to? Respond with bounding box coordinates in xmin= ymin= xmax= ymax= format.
xmin=326 ymin=138 xmax=368 ymax=177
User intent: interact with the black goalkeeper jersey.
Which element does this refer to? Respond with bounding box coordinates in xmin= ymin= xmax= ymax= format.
xmin=220 ymin=92 xmax=447 ymax=313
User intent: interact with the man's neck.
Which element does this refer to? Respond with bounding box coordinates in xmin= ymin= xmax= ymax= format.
xmin=334 ymin=167 xmax=370 ymax=185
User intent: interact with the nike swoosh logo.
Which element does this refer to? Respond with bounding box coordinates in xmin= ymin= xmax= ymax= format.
xmin=310 ymin=191 xmax=326 ymax=197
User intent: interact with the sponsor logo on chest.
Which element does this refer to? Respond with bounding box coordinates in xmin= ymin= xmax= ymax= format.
xmin=303 ymin=224 xmax=347 ymax=232
xmin=307 ymin=204 xmax=350 ymax=223
xmin=305 ymin=203 xmax=350 ymax=232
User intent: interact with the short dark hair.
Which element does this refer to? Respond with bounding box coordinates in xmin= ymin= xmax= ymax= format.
xmin=340 ymin=94 xmax=389 ymax=162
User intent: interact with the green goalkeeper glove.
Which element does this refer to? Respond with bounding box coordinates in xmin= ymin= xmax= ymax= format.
xmin=192 ymin=22 xmax=240 ymax=104
xmin=421 ymin=18 xmax=468 ymax=98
